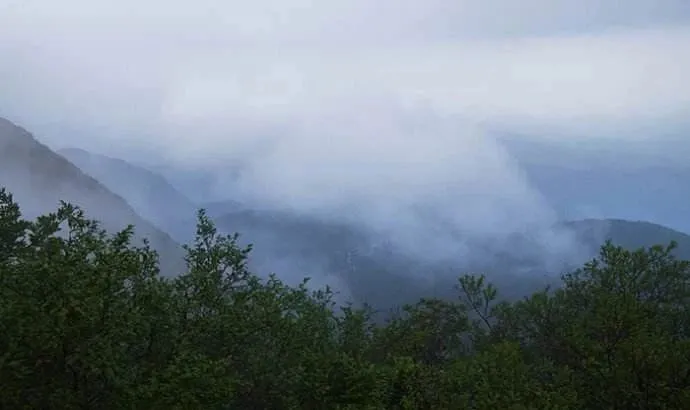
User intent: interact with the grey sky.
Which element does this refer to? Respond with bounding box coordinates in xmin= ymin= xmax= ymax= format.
xmin=0 ymin=0 xmax=689 ymax=263
xmin=1 ymin=1 xmax=688 ymax=148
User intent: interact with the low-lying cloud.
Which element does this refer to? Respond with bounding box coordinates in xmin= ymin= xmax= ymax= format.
xmin=0 ymin=0 xmax=688 ymax=280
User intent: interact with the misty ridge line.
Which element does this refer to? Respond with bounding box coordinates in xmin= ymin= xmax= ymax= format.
xmin=61 ymin=116 xmax=586 ymax=261
xmin=3 ymin=112 xmax=690 ymax=309
xmin=1 ymin=113 xmax=572 ymax=309
xmin=0 ymin=1 xmax=687 ymax=296
xmin=0 ymin=117 xmax=188 ymax=276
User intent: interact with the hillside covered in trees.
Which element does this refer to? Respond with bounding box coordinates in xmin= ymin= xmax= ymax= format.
xmin=2 ymin=187 xmax=690 ymax=409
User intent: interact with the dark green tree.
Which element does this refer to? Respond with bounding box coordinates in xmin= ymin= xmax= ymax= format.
xmin=3 ymin=186 xmax=690 ymax=409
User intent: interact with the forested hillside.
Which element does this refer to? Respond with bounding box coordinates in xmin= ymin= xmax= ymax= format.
xmin=2 ymin=187 xmax=690 ymax=409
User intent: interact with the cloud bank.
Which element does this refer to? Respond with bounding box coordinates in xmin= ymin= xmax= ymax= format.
xmin=0 ymin=0 xmax=688 ymax=272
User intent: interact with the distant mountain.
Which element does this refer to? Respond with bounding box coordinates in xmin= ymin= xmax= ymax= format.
xmin=212 ymin=206 xmax=539 ymax=308
xmin=10 ymin=120 xmax=688 ymax=307
xmin=498 ymin=135 xmax=690 ymax=233
xmin=213 ymin=204 xmax=690 ymax=309
xmin=57 ymin=147 xmax=198 ymax=242
xmin=565 ymin=218 xmax=690 ymax=260
xmin=0 ymin=117 xmax=186 ymax=275
xmin=213 ymin=207 xmax=434 ymax=308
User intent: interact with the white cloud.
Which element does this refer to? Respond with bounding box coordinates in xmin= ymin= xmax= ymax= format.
xmin=1 ymin=1 xmax=688 ymax=146
xmin=0 ymin=0 xmax=688 ymax=265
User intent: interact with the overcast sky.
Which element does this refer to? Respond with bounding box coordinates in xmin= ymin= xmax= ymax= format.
xmin=1 ymin=0 xmax=688 ymax=149
xmin=1 ymin=1 xmax=689 ymax=259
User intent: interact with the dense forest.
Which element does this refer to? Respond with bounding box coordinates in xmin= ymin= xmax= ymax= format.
xmin=2 ymin=186 xmax=690 ymax=409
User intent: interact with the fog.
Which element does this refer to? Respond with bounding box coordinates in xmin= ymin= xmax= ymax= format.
xmin=1 ymin=0 xmax=689 ymax=302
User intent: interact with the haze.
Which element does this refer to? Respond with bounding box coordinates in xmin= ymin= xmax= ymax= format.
xmin=1 ymin=0 xmax=689 ymax=285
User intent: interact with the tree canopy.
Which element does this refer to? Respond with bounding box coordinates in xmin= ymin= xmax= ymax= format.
xmin=1 ymin=186 xmax=690 ymax=409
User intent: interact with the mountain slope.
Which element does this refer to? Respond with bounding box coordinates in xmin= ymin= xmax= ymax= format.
xmin=57 ymin=147 xmax=198 ymax=242
xmin=498 ymin=134 xmax=690 ymax=233
xmin=565 ymin=218 xmax=690 ymax=260
xmin=0 ymin=117 xmax=185 ymax=275
xmin=212 ymin=207 xmax=564 ymax=307
xmin=214 ymin=205 xmax=690 ymax=308
xmin=213 ymin=207 xmax=435 ymax=307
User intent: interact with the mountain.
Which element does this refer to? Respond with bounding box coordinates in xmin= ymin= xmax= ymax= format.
xmin=213 ymin=207 xmax=437 ymax=308
xmin=57 ymin=147 xmax=198 ymax=243
xmin=0 ymin=117 xmax=185 ymax=275
xmin=498 ymin=134 xmax=690 ymax=233
xmin=212 ymin=204 xmax=690 ymax=309
xmin=565 ymin=218 xmax=690 ymax=260
xmin=27 ymin=133 xmax=690 ymax=309
xmin=212 ymin=206 xmax=519 ymax=307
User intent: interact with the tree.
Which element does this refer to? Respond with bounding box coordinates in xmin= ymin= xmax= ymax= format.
xmin=0 ymin=192 xmax=171 ymax=408
xmin=492 ymin=241 xmax=690 ymax=409
xmin=3 ymin=185 xmax=690 ymax=409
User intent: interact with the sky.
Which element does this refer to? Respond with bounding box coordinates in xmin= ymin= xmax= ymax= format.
xmin=1 ymin=1 xmax=689 ymax=148
xmin=0 ymin=0 xmax=689 ymax=266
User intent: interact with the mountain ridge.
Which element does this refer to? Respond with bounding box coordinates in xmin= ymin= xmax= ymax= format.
xmin=564 ymin=218 xmax=690 ymax=260
xmin=57 ymin=147 xmax=199 ymax=243
xmin=498 ymin=134 xmax=690 ymax=233
xmin=0 ymin=117 xmax=186 ymax=276
xmin=14 ymin=136 xmax=690 ymax=308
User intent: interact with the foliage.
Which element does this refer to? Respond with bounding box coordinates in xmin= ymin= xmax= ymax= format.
xmin=2 ymin=186 xmax=690 ymax=408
